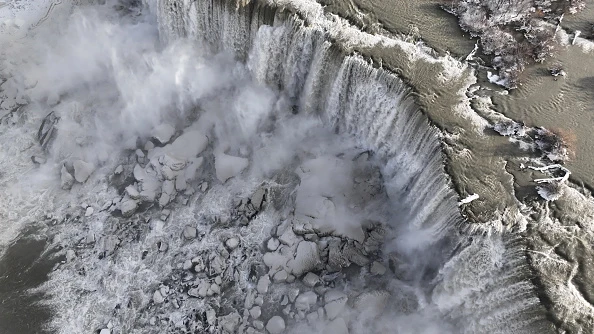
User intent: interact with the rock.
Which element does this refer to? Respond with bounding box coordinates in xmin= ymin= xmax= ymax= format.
xmin=226 ymin=237 xmax=240 ymax=250
xmin=257 ymin=275 xmax=271 ymax=294
xmin=324 ymin=290 xmax=348 ymax=320
xmin=99 ymin=329 xmax=110 ymax=334
xmin=153 ymin=290 xmax=164 ymax=304
xmin=249 ymin=306 xmax=261 ymax=319
xmin=265 ymin=316 xmax=285 ymax=334
xmin=254 ymin=296 xmax=264 ymax=306
xmin=215 ymin=152 xmax=249 ymax=183
xmin=152 ymin=124 xmax=175 ymax=144
xmin=135 ymin=148 xmax=145 ymax=159
xmin=288 ymin=289 xmax=300 ymax=303
xmin=114 ymin=165 xmax=124 ymax=175
xmin=306 ymin=311 xmax=318 ymax=323
xmin=85 ymin=206 xmax=94 ymax=217
xmin=73 ymin=160 xmax=95 ymax=183
xmin=200 ymin=182 xmax=209 ymax=192
xmin=295 ymin=291 xmax=318 ymax=312
xmin=370 ymin=261 xmax=386 ymax=276
xmin=120 ymin=198 xmax=138 ymax=217
xmin=183 ymin=226 xmax=197 ymax=240
xmin=302 ymin=272 xmax=320 ymax=287
xmin=60 ymin=166 xmax=75 ymax=190
xmin=267 ymin=238 xmax=280 ymax=251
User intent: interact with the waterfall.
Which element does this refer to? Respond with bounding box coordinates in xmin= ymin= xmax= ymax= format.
xmin=153 ymin=0 xmax=553 ymax=332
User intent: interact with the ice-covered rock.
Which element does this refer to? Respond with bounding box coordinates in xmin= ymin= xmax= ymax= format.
xmin=267 ymin=238 xmax=280 ymax=251
xmin=152 ymin=123 xmax=175 ymax=144
xmin=302 ymin=272 xmax=320 ymax=287
xmin=120 ymin=198 xmax=138 ymax=217
xmin=273 ymin=270 xmax=288 ymax=283
xmin=165 ymin=129 xmax=208 ymax=160
xmin=183 ymin=226 xmax=197 ymax=240
xmin=220 ymin=311 xmax=241 ymax=333
xmin=265 ymin=316 xmax=285 ymax=334
xmin=370 ymin=261 xmax=386 ymax=276
xmin=226 ymin=237 xmax=239 ymax=250
xmin=249 ymin=306 xmax=261 ymax=319
xmin=153 ymin=290 xmax=164 ymax=304
xmin=324 ymin=290 xmax=348 ymax=319
xmin=257 ymin=275 xmax=270 ymax=294
xmin=287 ymin=241 xmax=321 ymax=276
xmin=215 ymin=152 xmax=249 ymax=183
xmin=60 ymin=165 xmax=74 ymax=190
xmin=295 ymin=291 xmax=318 ymax=312
xmin=73 ymin=160 xmax=95 ymax=183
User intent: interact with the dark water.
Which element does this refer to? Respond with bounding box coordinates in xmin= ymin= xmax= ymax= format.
xmin=0 ymin=231 xmax=58 ymax=334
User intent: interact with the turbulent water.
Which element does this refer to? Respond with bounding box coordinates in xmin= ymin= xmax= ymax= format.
xmin=0 ymin=0 xmax=593 ymax=333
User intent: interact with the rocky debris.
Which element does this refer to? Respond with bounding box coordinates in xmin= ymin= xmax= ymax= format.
xmin=60 ymin=165 xmax=75 ymax=190
xmin=183 ymin=226 xmax=197 ymax=240
xmin=37 ymin=111 xmax=59 ymax=150
xmin=215 ymin=152 xmax=249 ymax=183
xmin=265 ymin=316 xmax=285 ymax=334
xmin=152 ymin=123 xmax=175 ymax=144
xmin=73 ymin=160 xmax=95 ymax=183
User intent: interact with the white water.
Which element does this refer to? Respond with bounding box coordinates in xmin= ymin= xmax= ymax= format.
xmin=0 ymin=0 xmax=552 ymax=333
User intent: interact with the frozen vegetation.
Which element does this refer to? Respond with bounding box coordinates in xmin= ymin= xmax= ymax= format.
xmin=444 ymin=0 xmax=586 ymax=87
